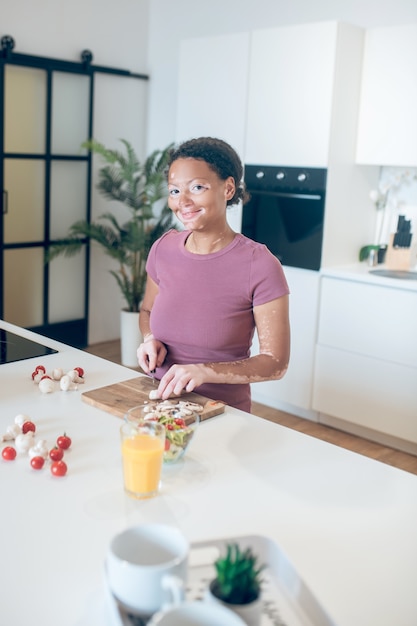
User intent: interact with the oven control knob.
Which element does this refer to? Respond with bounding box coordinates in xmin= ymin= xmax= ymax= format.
xmin=276 ymin=171 xmax=285 ymax=180
xmin=255 ymin=170 xmax=265 ymax=179
xmin=297 ymin=173 xmax=307 ymax=182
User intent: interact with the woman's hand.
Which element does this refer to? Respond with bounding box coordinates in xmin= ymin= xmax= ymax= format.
xmin=156 ymin=364 xmax=208 ymax=399
xmin=137 ymin=337 xmax=167 ymax=373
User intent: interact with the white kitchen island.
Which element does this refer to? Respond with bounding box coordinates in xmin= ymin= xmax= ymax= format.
xmin=1 ymin=319 xmax=416 ymax=626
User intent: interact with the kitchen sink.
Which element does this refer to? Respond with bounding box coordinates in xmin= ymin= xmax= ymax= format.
xmin=370 ymin=269 xmax=417 ymax=280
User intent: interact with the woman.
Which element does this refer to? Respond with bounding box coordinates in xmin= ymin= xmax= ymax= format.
xmin=137 ymin=137 xmax=290 ymax=412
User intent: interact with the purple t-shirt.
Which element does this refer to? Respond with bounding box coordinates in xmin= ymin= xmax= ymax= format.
xmin=146 ymin=230 xmax=289 ymax=412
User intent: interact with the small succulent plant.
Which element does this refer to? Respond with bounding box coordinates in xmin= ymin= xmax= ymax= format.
xmin=210 ymin=543 xmax=265 ymax=605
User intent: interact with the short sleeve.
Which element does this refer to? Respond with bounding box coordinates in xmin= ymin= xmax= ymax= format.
xmin=250 ymin=245 xmax=290 ymax=307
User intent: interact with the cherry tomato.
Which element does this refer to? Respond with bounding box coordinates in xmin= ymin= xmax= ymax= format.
xmin=57 ymin=434 xmax=71 ymax=450
xmin=51 ymin=460 xmax=67 ymax=477
xmin=22 ymin=421 xmax=36 ymax=434
xmin=49 ymin=446 xmax=64 ymax=461
xmin=2 ymin=446 xmax=17 ymax=461
xmin=164 ymin=439 xmax=171 ymax=451
xmin=174 ymin=418 xmax=186 ymax=427
xmin=32 ymin=365 xmax=46 ymax=380
xmin=30 ymin=456 xmax=45 ymax=470
xmin=166 ymin=424 xmax=174 ymax=431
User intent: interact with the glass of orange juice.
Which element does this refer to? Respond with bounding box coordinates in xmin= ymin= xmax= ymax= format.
xmin=121 ymin=406 xmax=165 ymax=499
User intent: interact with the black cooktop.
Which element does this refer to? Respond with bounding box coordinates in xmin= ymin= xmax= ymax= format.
xmin=0 ymin=329 xmax=58 ymax=365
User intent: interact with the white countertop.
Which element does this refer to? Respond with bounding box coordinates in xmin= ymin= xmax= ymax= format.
xmin=1 ymin=320 xmax=417 ymax=626
xmin=321 ymin=263 xmax=417 ymax=291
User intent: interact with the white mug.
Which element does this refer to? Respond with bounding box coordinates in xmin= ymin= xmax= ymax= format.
xmin=106 ymin=523 xmax=189 ymax=616
xmin=148 ymin=600 xmax=247 ymax=625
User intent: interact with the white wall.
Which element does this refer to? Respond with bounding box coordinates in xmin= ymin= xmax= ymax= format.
xmin=2 ymin=0 xmax=149 ymax=70
xmin=146 ymin=0 xmax=417 ymax=152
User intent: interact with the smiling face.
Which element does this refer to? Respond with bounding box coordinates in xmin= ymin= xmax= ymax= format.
xmin=167 ymin=158 xmax=235 ymax=231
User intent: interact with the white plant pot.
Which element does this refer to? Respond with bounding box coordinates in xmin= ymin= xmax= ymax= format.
xmin=205 ymin=583 xmax=262 ymax=626
xmin=120 ymin=309 xmax=142 ymax=367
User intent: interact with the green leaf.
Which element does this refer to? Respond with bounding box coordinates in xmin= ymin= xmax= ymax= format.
xmin=359 ymin=244 xmax=380 ymax=262
xmin=213 ymin=543 xmax=264 ymax=605
xmin=47 ymin=139 xmax=176 ymax=312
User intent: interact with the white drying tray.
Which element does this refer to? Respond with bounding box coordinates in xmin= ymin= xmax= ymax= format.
xmin=105 ymin=534 xmax=337 ymax=626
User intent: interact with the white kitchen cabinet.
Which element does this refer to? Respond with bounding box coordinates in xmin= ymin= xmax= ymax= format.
xmin=251 ymin=267 xmax=320 ymax=419
xmin=245 ymin=22 xmax=365 ymax=168
xmin=313 ymin=275 xmax=417 ymax=450
xmin=175 ymin=32 xmax=249 ymax=233
xmin=356 ymin=24 xmax=417 ymax=166
xmin=242 ymin=21 xmax=379 ymax=269
xmin=175 ymin=32 xmax=250 ymax=157
xmin=176 ymin=23 xmax=377 ymax=268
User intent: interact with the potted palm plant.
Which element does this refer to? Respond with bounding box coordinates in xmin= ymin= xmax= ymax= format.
xmin=205 ymin=543 xmax=265 ymax=626
xmin=47 ymin=138 xmax=176 ymax=366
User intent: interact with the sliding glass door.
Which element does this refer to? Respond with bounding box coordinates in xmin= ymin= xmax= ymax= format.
xmin=1 ymin=39 xmax=148 ymax=347
xmin=1 ymin=54 xmax=92 ymax=347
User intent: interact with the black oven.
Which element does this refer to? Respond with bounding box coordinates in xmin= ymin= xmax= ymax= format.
xmin=241 ymin=165 xmax=327 ymax=271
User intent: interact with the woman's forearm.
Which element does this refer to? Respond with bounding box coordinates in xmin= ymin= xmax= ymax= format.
xmin=156 ymin=351 xmax=289 ymax=400
xmin=199 ymin=352 xmax=289 ymax=385
xmin=139 ymin=307 xmax=152 ymax=339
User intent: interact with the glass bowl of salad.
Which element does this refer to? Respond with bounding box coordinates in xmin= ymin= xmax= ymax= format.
xmin=138 ymin=401 xmax=201 ymax=463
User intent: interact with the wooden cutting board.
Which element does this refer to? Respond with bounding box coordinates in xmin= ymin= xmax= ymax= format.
xmin=81 ymin=375 xmax=226 ymax=421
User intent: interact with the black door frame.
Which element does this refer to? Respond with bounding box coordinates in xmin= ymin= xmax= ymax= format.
xmin=0 ymin=36 xmax=148 ymax=347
